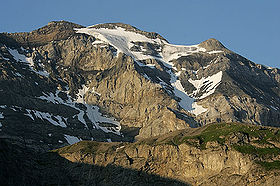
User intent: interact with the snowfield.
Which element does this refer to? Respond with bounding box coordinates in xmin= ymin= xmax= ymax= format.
xmin=75 ymin=25 xmax=224 ymax=116
xmin=76 ymin=26 xmax=164 ymax=60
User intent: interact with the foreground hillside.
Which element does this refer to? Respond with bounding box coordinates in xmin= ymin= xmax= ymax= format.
xmin=1 ymin=123 xmax=280 ymax=185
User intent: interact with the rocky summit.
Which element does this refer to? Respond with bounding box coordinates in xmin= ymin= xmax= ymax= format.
xmin=0 ymin=21 xmax=280 ymax=185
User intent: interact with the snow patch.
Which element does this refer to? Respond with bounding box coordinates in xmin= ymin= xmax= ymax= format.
xmin=170 ymin=70 xmax=194 ymax=111
xmin=35 ymin=70 xmax=49 ymax=77
xmin=143 ymin=74 xmax=151 ymax=81
xmin=76 ymin=85 xmax=89 ymax=104
xmin=38 ymin=90 xmax=65 ymax=104
xmin=190 ymin=102 xmax=207 ymax=116
xmin=162 ymin=43 xmax=206 ymax=62
xmin=189 ymin=71 xmax=223 ymax=99
xmin=8 ymin=48 xmax=49 ymax=77
xmin=25 ymin=109 xmax=67 ymax=128
xmin=135 ymin=61 xmax=156 ymax=68
xmin=38 ymin=90 xmax=88 ymax=127
xmin=0 ymin=109 xmax=3 ymax=128
xmin=76 ymin=27 xmax=163 ymax=61
xmin=64 ymin=134 xmax=81 ymax=145
xmin=14 ymin=72 xmax=23 ymax=77
xmin=271 ymin=106 xmax=278 ymax=111
xmin=168 ymin=70 xmax=207 ymax=116
xmin=8 ymin=48 xmax=34 ymax=66
xmin=38 ymin=85 xmax=121 ymax=135
xmin=88 ymin=105 xmax=120 ymax=135
xmin=75 ymin=85 xmax=121 ymax=135
xmin=76 ymin=25 xmax=207 ymax=65
xmin=207 ymin=50 xmax=224 ymax=54
xmin=24 ymin=109 xmax=34 ymax=120
xmin=92 ymin=39 xmax=106 ymax=45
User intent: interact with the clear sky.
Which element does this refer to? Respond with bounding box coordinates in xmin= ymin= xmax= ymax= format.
xmin=1 ymin=0 xmax=279 ymax=68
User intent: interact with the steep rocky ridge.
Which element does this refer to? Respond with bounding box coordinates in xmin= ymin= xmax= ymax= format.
xmin=53 ymin=123 xmax=280 ymax=185
xmin=0 ymin=21 xmax=280 ymax=148
xmin=0 ymin=21 xmax=84 ymax=47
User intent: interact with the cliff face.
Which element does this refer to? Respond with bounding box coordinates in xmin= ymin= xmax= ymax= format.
xmin=55 ymin=123 xmax=280 ymax=185
xmin=2 ymin=123 xmax=280 ymax=186
xmin=0 ymin=21 xmax=280 ymax=147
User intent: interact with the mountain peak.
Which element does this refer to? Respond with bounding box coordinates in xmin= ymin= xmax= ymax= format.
xmin=0 ymin=21 xmax=84 ymax=47
xmin=199 ymin=38 xmax=226 ymax=51
xmin=47 ymin=20 xmax=81 ymax=26
xmin=37 ymin=20 xmax=84 ymax=33
xmin=1 ymin=21 xmax=280 ymax=149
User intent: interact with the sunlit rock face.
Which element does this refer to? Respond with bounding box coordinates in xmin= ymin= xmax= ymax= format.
xmin=0 ymin=21 xmax=279 ymax=148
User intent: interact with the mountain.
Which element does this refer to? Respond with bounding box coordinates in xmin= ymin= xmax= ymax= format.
xmin=1 ymin=20 xmax=280 ymax=185
xmin=0 ymin=21 xmax=280 ymax=150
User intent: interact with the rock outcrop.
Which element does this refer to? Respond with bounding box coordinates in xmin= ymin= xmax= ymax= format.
xmin=54 ymin=123 xmax=280 ymax=185
xmin=2 ymin=122 xmax=280 ymax=186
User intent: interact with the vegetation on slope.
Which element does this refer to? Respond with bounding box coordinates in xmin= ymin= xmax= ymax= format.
xmin=165 ymin=122 xmax=280 ymax=169
xmin=55 ymin=122 xmax=280 ymax=170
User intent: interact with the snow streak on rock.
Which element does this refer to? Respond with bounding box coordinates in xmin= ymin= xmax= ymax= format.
xmin=170 ymin=71 xmax=194 ymax=111
xmin=189 ymin=71 xmax=223 ymax=99
xmin=75 ymin=85 xmax=121 ymax=135
xmin=0 ymin=112 xmax=3 ymax=128
xmin=64 ymin=134 xmax=81 ymax=145
xmin=25 ymin=109 xmax=67 ymax=128
xmin=38 ymin=85 xmax=121 ymax=135
xmin=8 ymin=48 xmax=49 ymax=77
xmin=75 ymin=25 xmax=223 ymax=116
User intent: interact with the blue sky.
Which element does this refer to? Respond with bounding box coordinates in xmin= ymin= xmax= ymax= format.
xmin=1 ymin=0 xmax=279 ymax=68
